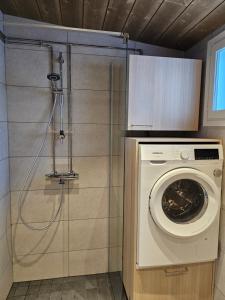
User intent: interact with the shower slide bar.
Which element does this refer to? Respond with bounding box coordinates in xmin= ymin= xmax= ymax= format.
xmin=45 ymin=48 xmax=78 ymax=182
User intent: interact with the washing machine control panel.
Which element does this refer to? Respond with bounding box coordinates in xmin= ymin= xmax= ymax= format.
xmin=140 ymin=144 xmax=223 ymax=161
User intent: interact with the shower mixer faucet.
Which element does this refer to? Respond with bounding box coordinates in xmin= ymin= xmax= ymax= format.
xmin=45 ymin=52 xmax=79 ymax=184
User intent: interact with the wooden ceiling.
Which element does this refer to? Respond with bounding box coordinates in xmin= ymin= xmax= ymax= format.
xmin=1 ymin=0 xmax=225 ymax=50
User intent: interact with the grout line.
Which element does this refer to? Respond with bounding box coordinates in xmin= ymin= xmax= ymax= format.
xmin=11 ymin=217 xmax=111 ymax=226
xmin=8 ymin=122 xmax=112 ymax=125
xmin=8 ymin=121 xmax=111 ymax=125
xmin=11 ymin=186 xmax=109 ymax=192
xmin=9 ymin=155 xmax=110 ymax=158
xmin=6 ymin=84 xmax=125 ymax=92
xmin=6 ymin=45 xmax=127 ymax=58
xmin=13 ymin=247 xmax=110 ymax=258
xmin=10 ymin=186 xmax=111 ymax=192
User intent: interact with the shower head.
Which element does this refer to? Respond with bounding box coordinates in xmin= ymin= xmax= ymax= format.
xmin=47 ymin=73 xmax=60 ymax=81
xmin=47 ymin=73 xmax=60 ymax=91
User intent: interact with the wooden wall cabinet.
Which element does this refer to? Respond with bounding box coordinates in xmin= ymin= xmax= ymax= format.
xmin=123 ymin=138 xmax=215 ymax=300
xmin=127 ymin=55 xmax=202 ymax=131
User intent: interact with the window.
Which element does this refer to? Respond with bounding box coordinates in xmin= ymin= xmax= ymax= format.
xmin=204 ymin=31 xmax=225 ymax=126
xmin=213 ymin=47 xmax=225 ymax=111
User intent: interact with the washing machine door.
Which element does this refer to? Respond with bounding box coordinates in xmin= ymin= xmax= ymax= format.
xmin=149 ymin=168 xmax=220 ymax=238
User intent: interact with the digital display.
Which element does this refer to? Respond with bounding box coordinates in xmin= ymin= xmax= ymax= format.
xmin=194 ymin=149 xmax=219 ymax=160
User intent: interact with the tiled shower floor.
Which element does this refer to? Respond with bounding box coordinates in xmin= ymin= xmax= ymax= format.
xmin=7 ymin=273 xmax=127 ymax=300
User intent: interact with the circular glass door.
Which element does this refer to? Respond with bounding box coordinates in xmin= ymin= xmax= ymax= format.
xmin=149 ymin=168 xmax=219 ymax=238
xmin=162 ymin=179 xmax=208 ymax=224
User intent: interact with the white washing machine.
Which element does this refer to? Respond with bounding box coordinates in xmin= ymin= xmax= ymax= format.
xmin=137 ymin=142 xmax=223 ymax=268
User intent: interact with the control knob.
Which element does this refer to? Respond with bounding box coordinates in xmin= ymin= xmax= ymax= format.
xmin=180 ymin=151 xmax=189 ymax=160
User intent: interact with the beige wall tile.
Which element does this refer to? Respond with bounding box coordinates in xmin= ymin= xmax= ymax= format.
xmin=70 ymin=156 xmax=109 ymax=189
xmin=11 ymin=189 xmax=68 ymax=224
xmin=69 ymin=188 xmax=109 ymax=220
xmin=109 ymin=187 xmax=123 ymax=218
xmin=6 ymin=48 xmax=50 ymax=87
xmin=0 ymin=122 xmax=8 ymax=161
xmin=69 ymin=248 xmax=108 ymax=276
xmin=111 ymin=155 xmax=123 ymax=187
xmin=69 ymin=218 xmax=108 ymax=251
xmin=71 ymin=54 xmax=111 ymax=90
xmin=6 ymin=47 xmax=67 ymax=88
xmin=0 ymin=83 xmax=7 ymax=122
xmin=0 ymin=42 xmax=5 ymax=84
xmin=109 ymin=246 xmax=122 ymax=273
xmin=13 ymin=251 xmax=68 ymax=282
xmin=0 ymin=193 xmax=10 ymax=240
xmin=12 ymin=221 xmax=68 ymax=256
xmin=72 ymin=124 xmax=109 ymax=156
xmin=10 ymin=157 xmax=69 ymax=191
xmin=0 ymin=263 xmax=13 ymax=300
xmin=0 ymin=228 xmax=12 ymax=276
xmin=71 ymin=54 xmax=125 ymax=91
xmin=71 ymin=90 xmax=109 ymax=124
xmin=109 ymin=217 xmax=123 ymax=247
xmin=9 ymin=122 xmax=68 ymax=157
xmin=0 ymin=159 xmax=9 ymax=198
xmin=7 ymin=86 xmax=68 ymax=123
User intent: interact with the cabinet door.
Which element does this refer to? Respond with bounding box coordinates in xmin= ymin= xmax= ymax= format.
xmin=133 ymin=263 xmax=214 ymax=300
xmin=127 ymin=55 xmax=202 ymax=131
xmin=127 ymin=55 xmax=155 ymax=130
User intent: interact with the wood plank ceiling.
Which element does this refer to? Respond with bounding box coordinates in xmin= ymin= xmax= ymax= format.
xmin=1 ymin=0 xmax=225 ymax=50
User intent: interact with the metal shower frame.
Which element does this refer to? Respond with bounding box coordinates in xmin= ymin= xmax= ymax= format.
xmin=0 ymin=28 xmax=142 ymax=180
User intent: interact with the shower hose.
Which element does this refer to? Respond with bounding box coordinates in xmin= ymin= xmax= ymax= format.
xmin=18 ymin=94 xmax=64 ymax=231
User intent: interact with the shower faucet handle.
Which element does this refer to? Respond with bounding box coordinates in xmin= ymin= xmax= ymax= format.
xmin=59 ymin=130 xmax=65 ymax=144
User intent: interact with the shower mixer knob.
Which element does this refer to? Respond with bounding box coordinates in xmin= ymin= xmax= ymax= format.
xmin=47 ymin=73 xmax=60 ymax=81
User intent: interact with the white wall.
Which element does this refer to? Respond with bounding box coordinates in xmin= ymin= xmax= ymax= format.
xmin=186 ymin=26 xmax=225 ymax=300
xmin=0 ymin=10 xmax=13 ymax=300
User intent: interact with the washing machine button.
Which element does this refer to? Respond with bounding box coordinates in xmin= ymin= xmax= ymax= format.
xmin=180 ymin=151 xmax=189 ymax=160
xmin=214 ymin=169 xmax=222 ymax=177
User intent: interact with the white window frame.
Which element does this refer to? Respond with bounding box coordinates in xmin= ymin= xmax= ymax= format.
xmin=204 ymin=30 xmax=225 ymax=126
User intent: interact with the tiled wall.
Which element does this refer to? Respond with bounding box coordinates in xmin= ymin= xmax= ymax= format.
xmin=5 ymin=26 xmax=128 ymax=282
xmin=6 ymin=43 xmax=113 ymax=281
xmin=186 ymin=29 xmax=225 ymax=300
xmin=0 ymin=11 xmax=13 ymax=300
xmin=4 ymin=14 xmax=183 ymax=284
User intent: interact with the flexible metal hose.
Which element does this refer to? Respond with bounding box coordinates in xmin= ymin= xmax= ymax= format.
xmin=18 ymin=94 xmax=64 ymax=231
